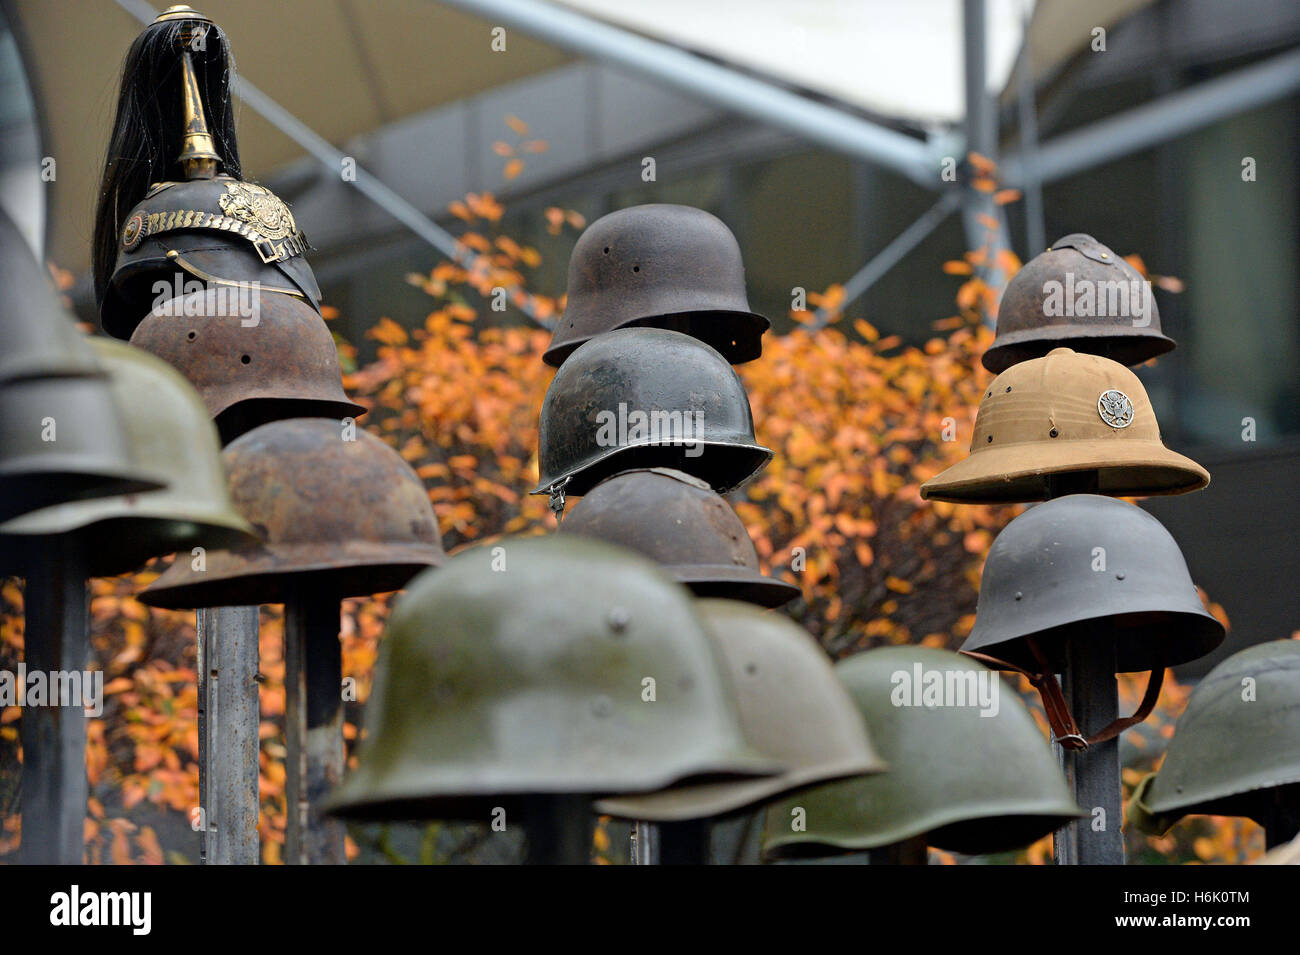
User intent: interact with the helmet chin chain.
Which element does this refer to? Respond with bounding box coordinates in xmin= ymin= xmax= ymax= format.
xmin=548 ymin=476 xmax=570 ymax=523
xmin=962 ymin=636 xmax=1165 ymax=751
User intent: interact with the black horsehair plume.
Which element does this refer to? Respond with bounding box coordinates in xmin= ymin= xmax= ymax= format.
xmin=92 ymin=12 xmax=241 ymax=307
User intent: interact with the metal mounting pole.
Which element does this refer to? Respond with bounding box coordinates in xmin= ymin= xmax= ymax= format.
xmin=283 ymin=592 xmax=346 ymax=865
xmin=524 ymin=795 xmax=593 ymax=865
xmin=19 ymin=537 xmax=88 ymax=865
xmin=197 ymin=606 xmax=260 ymax=864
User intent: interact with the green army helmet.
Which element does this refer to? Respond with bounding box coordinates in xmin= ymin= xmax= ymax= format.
xmin=325 ymin=537 xmax=782 ymax=821
xmin=138 ymin=417 xmax=444 ymax=608
xmin=558 ymin=468 xmax=799 ymax=608
xmin=1129 ymin=639 xmax=1300 ymax=835
xmin=763 ymin=646 xmax=1082 ymax=858
xmin=0 ymin=339 xmax=257 ymax=577
xmin=596 ymin=598 xmax=885 ymax=821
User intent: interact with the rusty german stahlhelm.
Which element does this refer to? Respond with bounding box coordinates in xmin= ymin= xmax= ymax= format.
xmin=596 ymin=598 xmax=884 ymax=821
xmin=961 ymin=494 xmax=1224 ymax=750
xmin=325 ymin=537 xmax=781 ymax=821
xmin=921 ymin=348 xmax=1208 ymax=504
xmin=1129 ymin=639 xmax=1300 ymax=835
xmin=983 ymin=234 xmax=1175 ymax=374
xmin=139 ymin=417 xmax=443 ymax=607
xmin=534 ymin=327 xmax=771 ymax=503
xmin=559 ymin=468 xmax=798 ymax=608
xmin=130 ymin=289 xmax=365 ymax=443
xmin=544 ymin=204 xmax=769 ymax=367
xmin=0 ymin=339 xmax=257 ymax=576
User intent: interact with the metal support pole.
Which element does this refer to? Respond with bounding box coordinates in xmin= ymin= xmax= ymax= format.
xmin=197 ymin=606 xmax=260 ymax=865
xmin=1013 ymin=5 xmax=1046 ymax=255
xmin=631 ymin=819 xmax=711 ymax=864
xmin=524 ymin=795 xmax=593 ymax=865
xmin=283 ymin=593 xmax=345 ymax=865
xmin=19 ymin=537 xmax=88 ymax=865
xmin=631 ymin=820 xmax=657 ymax=865
xmin=866 ymin=835 xmax=929 ymax=865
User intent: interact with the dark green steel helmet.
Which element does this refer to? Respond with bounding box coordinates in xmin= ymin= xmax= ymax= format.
xmin=558 ymin=468 xmax=798 ymax=608
xmin=1129 ymin=639 xmax=1300 ymax=834
xmin=326 ymin=537 xmax=782 ymax=821
xmin=596 ymin=598 xmax=885 ymax=821
xmin=762 ymin=646 xmax=1082 ymax=857
xmin=532 ymin=327 xmax=771 ymax=501
xmin=0 ymin=339 xmax=257 ymax=577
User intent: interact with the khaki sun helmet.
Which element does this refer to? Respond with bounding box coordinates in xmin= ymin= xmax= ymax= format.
xmin=762 ymin=646 xmax=1082 ymax=857
xmin=544 ymin=204 xmax=768 ymax=367
xmin=533 ymin=327 xmax=771 ymax=503
xmin=920 ymin=348 xmax=1208 ymax=503
xmin=0 ymin=339 xmax=257 ymax=576
xmin=129 ymin=288 xmax=365 ymax=442
xmin=138 ymin=417 xmax=443 ymax=607
xmin=1129 ymin=639 xmax=1300 ymax=835
xmin=558 ymin=468 xmax=798 ymax=608
xmin=324 ymin=537 xmax=782 ymax=821
xmin=983 ymin=233 xmax=1175 ymax=374
xmin=596 ymin=598 xmax=885 ymax=821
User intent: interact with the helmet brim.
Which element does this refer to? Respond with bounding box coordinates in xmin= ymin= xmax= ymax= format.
xmin=534 ymin=439 xmax=773 ymax=498
xmin=981 ymin=324 xmax=1175 ymax=374
xmin=672 ymin=563 xmax=800 ymax=609
xmin=543 ymin=309 xmax=770 ymax=368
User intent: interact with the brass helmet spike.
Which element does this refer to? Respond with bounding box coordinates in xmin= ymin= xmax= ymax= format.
xmin=159 ymin=6 xmax=221 ymax=180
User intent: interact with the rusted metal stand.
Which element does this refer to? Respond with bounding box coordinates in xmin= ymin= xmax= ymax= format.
xmin=524 ymin=795 xmax=593 ymax=865
xmin=196 ymin=606 xmax=260 ymax=864
xmin=284 ymin=591 xmax=346 ymax=865
xmin=1043 ymin=472 xmax=1125 ymax=865
xmin=867 ymin=835 xmax=929 ymax=865
xmin=20 ymin=538 xmax=88 ymax=864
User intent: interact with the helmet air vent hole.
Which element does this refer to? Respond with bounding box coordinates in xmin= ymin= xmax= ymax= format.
xmin=632 ymin=265 xmax=640 ymax=273
xmin=240 ymin=354 xmax=251 ymax=365
xmin=987 ymin=435 xmax=993 ymax=443
xmin=186 ymin=330 xmax=197 ymax=341
xmin=1049 ymin=428 xmax=1060 ymax=438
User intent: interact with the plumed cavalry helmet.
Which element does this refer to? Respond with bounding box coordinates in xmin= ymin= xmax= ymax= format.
xmin=544 ymin=204 xmax=769 ymax=367
xmin=139 ymin=418 xmax=444 ymax=608
xmin=920 ymin=347 xmax=1208 ymax=503
xmin=762 ymin=646 xmax=1082 ymax=857
xmin=1129 ymin=640 xmax=1300 ymax=835
xmin=0 ymin=209 xmax=164 ymax=521
xmin=325 ymin=537 xmax=781 ymax=820
xmin=130 ymin=289 xmax=365 ymax=443
xmin=533 ymin=327 xmax=771 ymax=503
xmin=559 ymin=468 xmax=798 ymax=608
xmin=983 ymin=233 xmax=1175 ymax=374
xmin=0 ymin=340 xmax=257 ymax=577
xmin=596 ymin=598 xmax=885 ymax=821
xmin=101 ymin=175 xmax=322 ymax=340
xmin=961 ymin=495 xmax=1223 ymax=750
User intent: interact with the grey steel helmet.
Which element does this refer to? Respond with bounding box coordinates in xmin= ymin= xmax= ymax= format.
xmin=596 ymin=598 xmax=885 ymax=821
xmin=763 ymin=646 xmax=1083 ymax=858
xmin=544 ymin=204 xmax=769 ymax=367
xmin=533 ymin=327 xmax=771 ymax=501
xmin=325 ymin=536 xmax=781 ymax=821
xmin=1129 ymin=639 xmax=1300 ymax=834
xmin=960 ymin=495 xmax=1223 ymax=751
xmin=558 ymin=468 xmax=798 ymax=608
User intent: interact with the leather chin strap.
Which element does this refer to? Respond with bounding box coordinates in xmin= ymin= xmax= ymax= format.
xmin=963 ymin=637 xmax=1165 ymax=751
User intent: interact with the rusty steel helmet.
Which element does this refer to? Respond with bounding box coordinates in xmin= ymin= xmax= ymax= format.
xmin=558 ymin=468 xmax=798 ymax=608
xmin=139 ymin=417 xmax=443 ymax=608
xmin=0 ymin=209 xmax=165 ymax=521
xmin=101 ymin=176 xmax=322 ymax=340
xmin=544 ymin=204 xmax=768 ymax=367
xmin=533 ymin=327 xmax=771 ymax=502
xmin=130 ymin=288 xmax=365 ymax=443
xmin=0 ymin=339 xmax=257 ymax=577
xmin=983 ymin=234 xmax=1175 ymax=374
xmin=1129 ymin=640 xmax=1300 ymax=835
xmin=762 ymin=646 xmax=1083 ymax=858
xmin=921 ymin=347 xmax=1208 ymax=504
xmin=325 ymin=536 xmax=782 ymax=821
xmin=596 ymin=598 xmax=885 ymax=822
xmin=961 ymin=495 xmax=1223 ymax=751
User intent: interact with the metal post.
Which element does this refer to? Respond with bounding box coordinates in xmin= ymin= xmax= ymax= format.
xmin=524 ymin=795 xmax=593 ymax=865
xmin=866 ymin=835 xmax=929 ymax=865
xmin=197 ymin=606 xmax=260 ymax=865
xmin=631 ymin=820 xmax=658 ymax=865
xmin=283 ymin=592 xmax=346 ymax=865
xmin=19 ymin=537 xmax=88 ymax=864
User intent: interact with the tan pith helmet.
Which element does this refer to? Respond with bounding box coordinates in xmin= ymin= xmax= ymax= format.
xmin=920 ymin=348 xmax=1208 ymax=504
xmin=595 ymin=599 xmax=885 ymax=821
